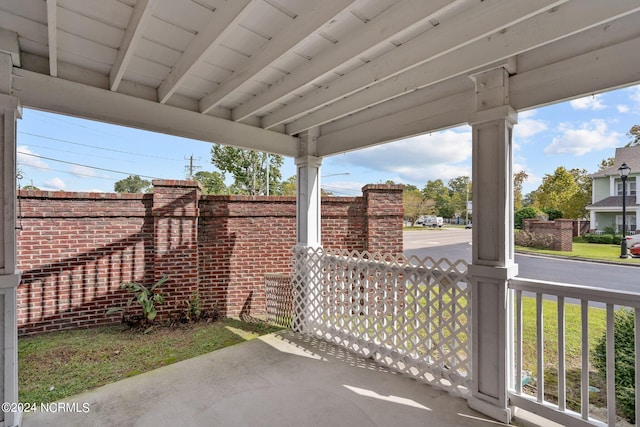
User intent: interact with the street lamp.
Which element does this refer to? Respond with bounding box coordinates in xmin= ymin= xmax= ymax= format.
xmin=619 ymin=162 xmax=631 ymax=258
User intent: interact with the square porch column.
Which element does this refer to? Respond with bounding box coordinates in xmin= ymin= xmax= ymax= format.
xmin=295 ymin=128 xmax=322 ymax=248
xmin=292 ymin=129 xmax=322 ymax=332
xmin=467 ymin=68 xmax=518 ymax=423
xmin=0 ymin=90 xmax=21 ymax=426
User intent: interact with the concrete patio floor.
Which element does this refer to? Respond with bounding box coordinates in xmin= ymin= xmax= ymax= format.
xmin=22 ymin=330 xmax=524 ymax=427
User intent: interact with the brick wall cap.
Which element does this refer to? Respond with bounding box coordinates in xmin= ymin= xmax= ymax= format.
xmin=17 ymin=190 xmax=148 ymax=200
xmin=152 ymin=180 xmax=202 ymax=189
xmin=362 ymin=184 xmax=404 ymax=192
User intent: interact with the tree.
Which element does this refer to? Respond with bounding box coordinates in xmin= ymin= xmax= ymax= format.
xmin=626 ymin=124 xmax=640 ymax=146
xmin=114 ymin=175 xmax=151 ymax=193
xmin=403 ymin=187 xmax=433 ymax=224
xmin=513 ymin=171 xmax=528 ymax=211
xmin=422 ymin=179 xmax=452 ymax=217
xmin=533 ymin=166 xmax=589 ymax=219
xmin=193 ymin=171 xmax=226 ymax=195
xmin=281 ymin=175 xmax=297 ymax=196
xmin=210 ymin=145 xmax=283 ymax=195
xmin=448 ymin=176 xmax=471 ymax=221
xmin=599 ymin=157 xmax=615 ymax=170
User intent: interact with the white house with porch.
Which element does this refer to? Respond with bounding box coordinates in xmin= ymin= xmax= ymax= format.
xmin=588 ymin=146 xmax=640 ymax=235
xmin=1 ymin=1 xmax=640 ymax=426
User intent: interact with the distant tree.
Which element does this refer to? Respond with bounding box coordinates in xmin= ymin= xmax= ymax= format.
xmin=193 ymin=171 xmax=226 ymax=195
xmin=599 ymin=157 xmax=615 ymax=170
xmin=448 ymin=176 xmax=471 ymax=220
xmin=114 ymin=175 xmax=151 ymax=193
xmin=422 ymin=179 xmax=451 ymax=217
xmin=281 ymin=175 xmax=297 ymax=196
xmin=21 ymin=185 xmax=40 ymax=191
xmin=533 ymin=166 xmax=588 ymax=219
xmin=514 ymin=171 xmax=529 ymax=211
xmin=210 ymin=144 xmax=283 ymax=195
xmin=403 ymin=187 xmax=433 ymax=224
xmin=626 ymin=124 xmax=640 ymax=146
xmin=523 ymin=190 xmax=536 ymax=207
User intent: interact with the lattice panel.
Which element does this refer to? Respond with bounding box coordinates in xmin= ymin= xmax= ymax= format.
xmin=291 ymin=247 xmax=472 ymax=397
xmin=264 ymin=274 xmax=294 ymax=328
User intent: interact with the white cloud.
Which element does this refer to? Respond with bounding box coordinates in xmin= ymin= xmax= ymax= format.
xmin=617 ymin=105 xmax=630 ymax=113
xmin=515 ymin=118 xmax=548 ymax=139
xmin=570 ymin=95 xmax=606 ymax=110
xmin=17 ymin=146 xmax=48 ymax=169
xmin=43 ymin=177 xmax=66 ymax=191
xmin=544 ymin=119 xmax=621 ymax=156
xmin=627 ymin=85 xmax=640 ymax=111
xmin=332 ymin=129 xmax=472 ymax=184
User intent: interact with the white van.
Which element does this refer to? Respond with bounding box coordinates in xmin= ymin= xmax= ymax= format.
xmin=422 ymin=216 xmax=443 ymax=228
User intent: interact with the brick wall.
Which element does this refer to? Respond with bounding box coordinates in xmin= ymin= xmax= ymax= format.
xmin=17 ymin=181 xmax=403 ymax=335
xmin=522 ymin=219 xmax=573 ymax=251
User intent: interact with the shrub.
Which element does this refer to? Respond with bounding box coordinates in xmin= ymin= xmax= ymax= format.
xmin=515 ymin=207 xmax=546 ymax=229
xmin=543 ymin=208 xmax=563 ymax=221
xmin=583 ymin=234 xmax=621 ymax=244
xmin=514 ymin=230 xmax=555 ymax=249
xmin=592 ymin=309 xmax=636 ymax=423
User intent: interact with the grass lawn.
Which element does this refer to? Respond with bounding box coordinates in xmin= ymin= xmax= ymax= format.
xmin=520 ymin=296 xmax=607 ymax=411
xmin=19 ymin=318 xmax=282 ymax=404
xmin=517 ymin=240 xmax=640 ymax=265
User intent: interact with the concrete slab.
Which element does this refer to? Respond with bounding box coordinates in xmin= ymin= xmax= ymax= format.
xmin=23 ymin=330 xmax=508 ymax=427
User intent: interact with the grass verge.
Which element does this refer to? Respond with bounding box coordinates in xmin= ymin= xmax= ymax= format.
xmin=19 ymin=318 xmax=282 ymax=404
xmin=517 ymin=240 xmax=640 ymax=264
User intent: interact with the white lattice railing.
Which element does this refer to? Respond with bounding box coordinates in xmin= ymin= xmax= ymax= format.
xmin=290 ymin=246 xmax=471 ymax=396
xmin=509 ymin=278 xmax=640 ymax=427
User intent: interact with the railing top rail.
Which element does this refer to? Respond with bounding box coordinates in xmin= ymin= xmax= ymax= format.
xmin=510 ymin=277 xmax=640 ymax=307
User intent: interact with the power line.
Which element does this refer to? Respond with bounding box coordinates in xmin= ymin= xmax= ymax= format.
xmin=17 ymin=151 xmax=162 ymax=180
xmin=18 ymin=163 xmax=115 ymax=181
xmin=18 ymin=131 xmax=181 ymax=161
xmin=19 ymin=143 xmax=137 ymax=163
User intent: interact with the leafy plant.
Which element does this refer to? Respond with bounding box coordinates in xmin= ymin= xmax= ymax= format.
xmin=592 ymin=308 xmax=636 ymax=423
xmin=185 ymin=292 xmax=203 ymax=322
xmin=107 ymin=276 xmax=167 ymax=327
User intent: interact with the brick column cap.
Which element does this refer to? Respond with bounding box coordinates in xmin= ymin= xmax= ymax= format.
xmin=152 ymin=180 xmax=202 ymax=189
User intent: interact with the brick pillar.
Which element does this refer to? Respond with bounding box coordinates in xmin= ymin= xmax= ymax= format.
xmin=152 ymin=180 xmax=201 ymax=319
xmin=363 ymin=184 xmax=404 ymax=254
xmin=555 ymin=219 xmax=574 ymax=252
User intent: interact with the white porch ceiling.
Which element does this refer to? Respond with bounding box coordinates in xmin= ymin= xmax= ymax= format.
xmin=2 ymin=0 xmax=640 ymax=157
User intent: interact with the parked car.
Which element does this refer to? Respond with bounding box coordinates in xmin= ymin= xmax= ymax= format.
xmin=630 ymin=244 xmax=640 ymax=258
xmin=465 ymin=222 xmax=472 ymax=229
xmin=626 ymin=234 xmax=640 ymax=247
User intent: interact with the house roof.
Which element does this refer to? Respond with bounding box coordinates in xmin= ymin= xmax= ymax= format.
xmin=587 ymin=195 xmax=639 ymax=209
xmin=591 ymin=146 xmax=640 ymax=178
xmin=2 ymin=1 xmax=640 ymax=157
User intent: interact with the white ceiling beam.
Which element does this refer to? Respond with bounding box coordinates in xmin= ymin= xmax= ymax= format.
xmin=110 ymin=0 xmax=158 ymax=92
xmin=318 ymin=35 xmax=640 ymax=157
xmin=289 ymin=0 xmax=640 ymax=135
xmin=317 ymin=89 xmax=473 ymax=156
xmin=198 ymin=0 xmax=358 ymax=114
xmin=510 ymin=36 xmax=640 ymax=111
xmin=15 ymin=68 xmax=298 ymax=157
xmin=46 ymin=0 xmax=57 ymax=77
xmin=229 ymin=0 xmax=456 ymax=122
xmin=158 ymin=0 xmax=253 ymax=104
xmin=264 ymin=0 xmax=566 ymax=131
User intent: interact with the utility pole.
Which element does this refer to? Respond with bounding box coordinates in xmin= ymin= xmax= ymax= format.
xmin=184 ymin=155 xmax=201 ymax=179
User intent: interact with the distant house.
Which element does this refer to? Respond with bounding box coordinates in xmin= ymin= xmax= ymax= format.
xmin=587 ymin=146 xmax=639 ymax=234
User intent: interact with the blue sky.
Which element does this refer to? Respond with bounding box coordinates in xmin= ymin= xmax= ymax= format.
xmin=16 ymin=83 xmax=640 ymax=197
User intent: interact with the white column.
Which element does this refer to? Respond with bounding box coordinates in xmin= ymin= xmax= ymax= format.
xmin=295 ymin=128 xmax=322 ymax=248
xmin=0 ymin=48 xmax=22 ymax=427
xmin=467 ymin=68 xmax=517 ymax=423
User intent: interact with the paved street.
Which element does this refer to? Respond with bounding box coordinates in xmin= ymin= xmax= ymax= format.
xmin=404 ymin=228 xmax=639 ymax=293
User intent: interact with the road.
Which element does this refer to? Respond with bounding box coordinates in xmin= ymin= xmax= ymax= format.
xmin=404 ymin=228 xmax=640 ymax=293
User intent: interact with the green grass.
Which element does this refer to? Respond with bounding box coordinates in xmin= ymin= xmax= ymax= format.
xmin=18 ymin=319 xmax=282 ymax=404
xmin=520 ymin=296 xmax=607 ymax=411
xmin=517 ymin=240 xmax=640 ymax=264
